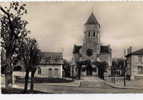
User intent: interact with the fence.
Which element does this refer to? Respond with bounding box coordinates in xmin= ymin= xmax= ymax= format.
xmin=105 ymin=76 xmax=126 ymax=86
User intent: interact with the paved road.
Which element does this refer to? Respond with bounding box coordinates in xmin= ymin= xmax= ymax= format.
xmin=2 ymin=74 xmax=143 ymax=93
xmin=15 ymin=83 xmax=143 ymax=93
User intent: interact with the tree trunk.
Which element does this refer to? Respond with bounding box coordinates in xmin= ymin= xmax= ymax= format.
xmin=5 ymin=72 xmax=13 ymax=88
xmin=77 ymin=65 xmax=81 ymax=80
xmin=101 ymin=69 xmax=104 ymax=80
xmin=5 ymin=57 xmax=13 ymax=88
xmin=30 ymin=69 xmax=36 ymax=92
xmin=98 ymin=68 xmax=102 ymax=79
xmin=24 ymin=69 xmax=29 ymax=92
xmin=89 ymin=64 xmax=93 ymax=76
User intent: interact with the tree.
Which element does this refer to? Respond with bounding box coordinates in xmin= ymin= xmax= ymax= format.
xmin=19 ymin=37 xmax=40 ymax=92
xmin=63 ymin=59 xmax=71 ymax=77
xmin=99 ymin=61 xmax=108 ymax=80
xmin=0 ymin=2 xmax=29 ymax=88
xmin=92 ymin=61 xmax=108 ymax=80
xmin=111 ymin=58 xmax=126 ymax=76
xmin=76 ymin=60 xmax=91 ymax=79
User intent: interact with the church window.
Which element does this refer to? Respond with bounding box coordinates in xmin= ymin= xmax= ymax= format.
xmin=88 ymin=32 xmax=90 ymax=37
xmin=93 ymin=32 xmax=95 ymax=37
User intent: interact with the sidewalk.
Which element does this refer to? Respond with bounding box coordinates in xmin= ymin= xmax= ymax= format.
xmin=105 ymin=79 xmax=143 ymax=90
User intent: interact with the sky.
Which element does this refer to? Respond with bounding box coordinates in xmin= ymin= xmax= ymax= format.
xmin=1 ymin=2 xmax=143 ymax=60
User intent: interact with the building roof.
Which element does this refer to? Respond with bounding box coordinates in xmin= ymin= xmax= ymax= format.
xmin=100 ymin=45 xmax=111 ymax=54
xmin=126 ymin=48 xmax=143 ymax=57
xmin=39 ymin=52 xmax=63 ymax=65
xmin=85 ymin=12 xmax=100 ymax=26
xmin=40 ymin=52 xmax=63 ymax=57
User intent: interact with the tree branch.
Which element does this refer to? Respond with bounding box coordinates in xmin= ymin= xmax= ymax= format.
xmin=0 ymin=6 xmax=9 ymax=16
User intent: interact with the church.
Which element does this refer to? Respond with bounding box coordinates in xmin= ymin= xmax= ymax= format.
xmin=72 ymin=12 xmax=112 ymax=77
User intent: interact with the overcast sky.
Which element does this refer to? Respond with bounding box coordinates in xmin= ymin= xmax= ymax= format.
xmin=1 ymin=2 xmax=143 ymax=60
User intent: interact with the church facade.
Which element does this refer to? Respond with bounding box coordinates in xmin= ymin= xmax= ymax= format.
xmin=72 ymin=12 xmax=112 ymax=76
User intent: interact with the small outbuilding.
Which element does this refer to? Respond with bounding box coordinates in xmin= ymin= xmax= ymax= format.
xmin=36 ymin=52 xmax=63 ymax=78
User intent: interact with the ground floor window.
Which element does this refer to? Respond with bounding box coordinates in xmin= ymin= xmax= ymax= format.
xmin=138 ymin=66 xmax=143 ymax=74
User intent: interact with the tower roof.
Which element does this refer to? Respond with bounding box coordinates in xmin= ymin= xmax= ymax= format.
xmin=85 ymin=12 xmax=100 ymax=26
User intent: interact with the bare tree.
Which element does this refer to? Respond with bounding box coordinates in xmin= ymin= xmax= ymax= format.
xmin=0 ymin=2 xmax=29 ymax=88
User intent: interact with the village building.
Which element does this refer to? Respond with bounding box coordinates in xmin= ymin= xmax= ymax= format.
xmin=72 ymin=12 xmax=112 ymax=77
xmin=126 ymin=47 xmax=143 ymax=80
xmin=36 ymin=52 xmax=63 ymax=78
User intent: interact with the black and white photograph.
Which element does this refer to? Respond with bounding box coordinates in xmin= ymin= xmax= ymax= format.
xmin=0 ymin=1 xmax=143 ymax=94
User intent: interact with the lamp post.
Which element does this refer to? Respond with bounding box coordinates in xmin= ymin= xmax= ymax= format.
xmin=123 ymin=49 xmax=127 ymax=86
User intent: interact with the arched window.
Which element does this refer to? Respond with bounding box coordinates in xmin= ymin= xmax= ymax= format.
xmin=93 ymin=32 xmax=95 ymax=37
xmin=88 ymin=32 xmax=90 ymax=37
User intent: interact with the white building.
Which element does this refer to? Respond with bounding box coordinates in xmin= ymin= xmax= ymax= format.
xmin=36 ymin=52 xmax=63 ymax=78
xmin=126 ymin=48 xmax=143 ymax=80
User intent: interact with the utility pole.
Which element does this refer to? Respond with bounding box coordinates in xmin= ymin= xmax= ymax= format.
xmin=123 ymin=50 xmax=127 ymax=86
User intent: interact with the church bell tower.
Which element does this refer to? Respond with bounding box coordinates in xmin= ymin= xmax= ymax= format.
xmin=82 ymin=12 xmax=101 ymax=58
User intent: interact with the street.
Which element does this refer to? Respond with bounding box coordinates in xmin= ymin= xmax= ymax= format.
xmin=14 ymin=82 xmax=143 ymax=94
